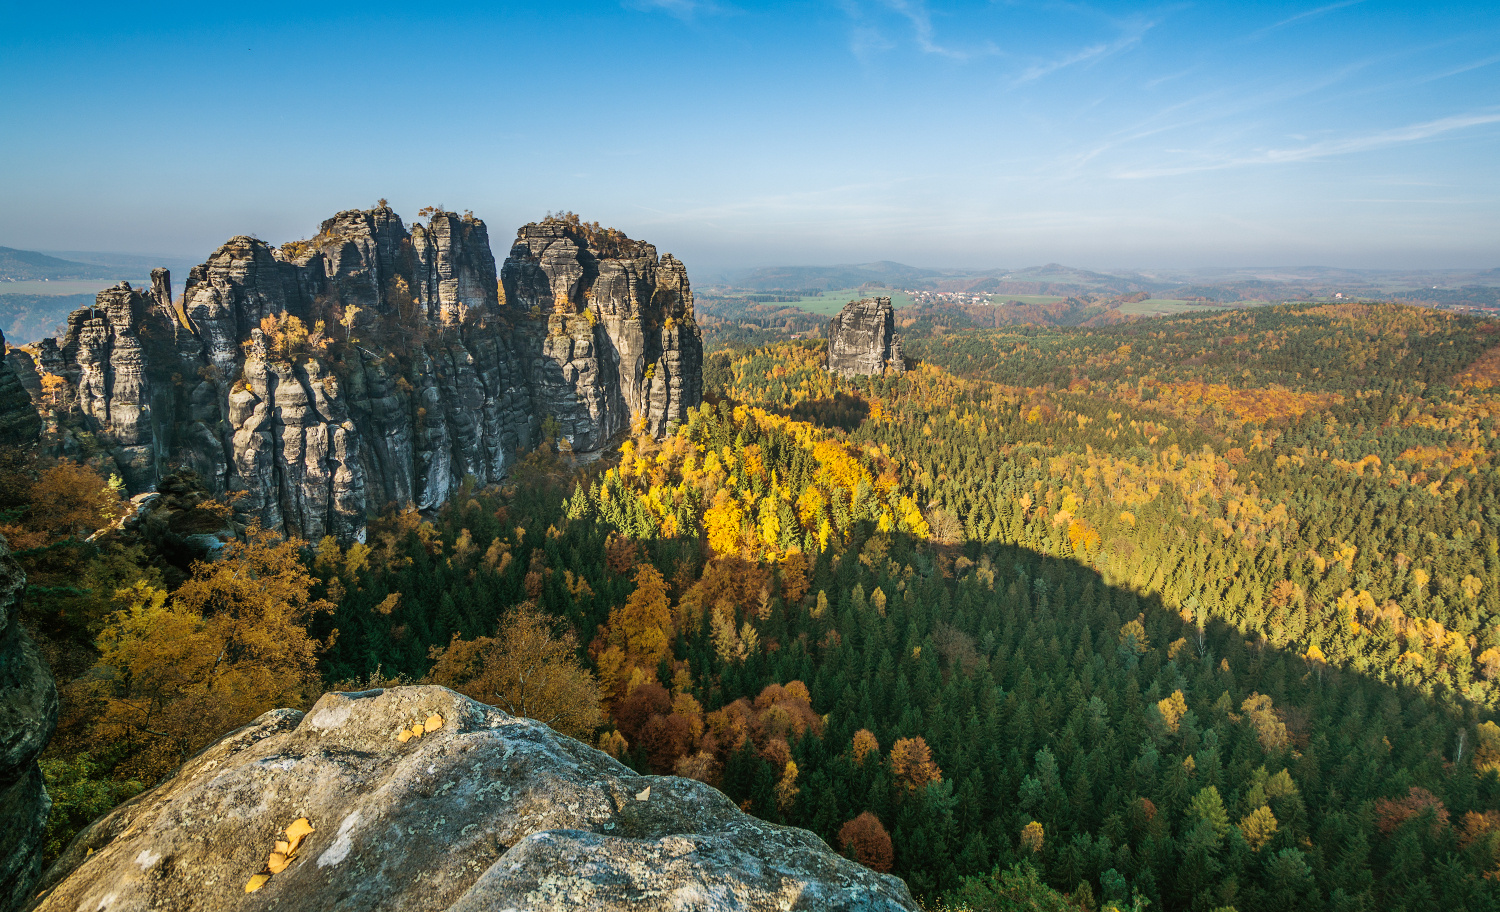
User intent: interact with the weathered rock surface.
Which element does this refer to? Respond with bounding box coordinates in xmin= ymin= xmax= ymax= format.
xmin=34 ymin=686 xmax=916 ymax=912
xmin=0 ymin=330 xmax=42 ymax=444
xmin=0 ymin=535 xmax=57 ymax=912
xmin=16 ymin=208 xmax=702 ymax=542
xmin=502 ymin=222 xmax=702 ymax=448
xmin=825 ymin=297 xmax=904 ymax=377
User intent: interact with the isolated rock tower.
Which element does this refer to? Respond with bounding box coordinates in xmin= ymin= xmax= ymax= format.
xmin=825 ymin=296 xmax=904 ymax=377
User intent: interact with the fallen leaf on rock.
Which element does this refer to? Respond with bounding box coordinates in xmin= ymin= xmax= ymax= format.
xmin=284 ymin=818 xmax=315 ymax=851
xmin=245 ymin=873 xmax=270 ymax=893
xmin=424 ymin=713 xmax=444 ymax=733
xmin=267 ymin=852 xmax=289 ymax=874
xmin=636 ymin=787 xmax=651 ymax=801
xmin=398 ymin=729 xmax=412 ymax=743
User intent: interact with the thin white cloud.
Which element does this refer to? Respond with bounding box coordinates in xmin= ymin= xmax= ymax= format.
xmin=839 ymin=0 xmax=997 ymax=61
xmin=1250 ymin=0 xmax=1365 ymax=38
xmin=1013 ymin=18 xmax=1153 ymax=84
xmin=1116 ymin=110 xmax=1500 ymax=178
xmin=1413 ymin=53 xmax=1500 ymax=85
xmin=878 ymin=0 xmax=979 ymax=60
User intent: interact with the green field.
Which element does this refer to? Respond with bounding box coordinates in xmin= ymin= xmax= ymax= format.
xmin=0 ymin=278 xmax=140 ymax=296
xmin=772 ymin=287 xmax=917 ymax=315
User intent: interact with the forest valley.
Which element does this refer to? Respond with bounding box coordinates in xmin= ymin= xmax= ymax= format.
xmin=11 ymin=300 xmax=1500 ymax=911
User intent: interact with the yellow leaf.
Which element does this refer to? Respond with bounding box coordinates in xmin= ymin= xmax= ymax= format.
xmin=266 ymin=852 xmax=289 ymax=874
xmin=636 ymin=786 xmax=651 ymax=801
xmin=273 ymin=840 xmax=290 ymax=855
xmin=409 ymin=725 xmax=424 ymax=739
xmin=284 ymin=817 xmax=314 ymax=852
xmin=398 ymin=729 xmax=412 ymax=743
xmin=424 ymin=713 xmax=444 ymax=733
xmin=245 ymin=873 xmax=271 ymax=893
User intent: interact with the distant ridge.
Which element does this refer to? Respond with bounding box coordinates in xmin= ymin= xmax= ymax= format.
xmin=37 ymin=249 xmax=200 ymax=275
xmin=726 ymin=261 xmax=952 ymax=292
xmin=0 ymin=247 xmax=116 ymax=281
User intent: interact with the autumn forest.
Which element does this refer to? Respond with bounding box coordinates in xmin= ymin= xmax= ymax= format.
xmin=10 ymin=300 xmax=1500 ymax=911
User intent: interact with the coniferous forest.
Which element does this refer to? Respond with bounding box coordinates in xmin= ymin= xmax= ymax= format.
xmin=11 ymin=301 xmax=1500 ymax=910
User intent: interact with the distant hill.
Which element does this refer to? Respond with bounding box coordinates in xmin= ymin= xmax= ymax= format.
xmin=0 ymin=247 xmax=116 ymax=281
xmin=39 ymin=249 xmax=200 ymax=276
xmin=726 ymin=261 xmax=951 ymax=292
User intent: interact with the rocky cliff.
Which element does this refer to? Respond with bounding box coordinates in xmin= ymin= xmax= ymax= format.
xmin=14 ymin=207 xmax=702 ymax=542
xmin=825 ymin=297 xmax=904 ymax=377
xmin=0 ymin=535 xmax=58 ymax=912
xmin=32 ymin=686 xmax=916 ymax=912
xmin=0 ymin=330 xmax=42 ymax=445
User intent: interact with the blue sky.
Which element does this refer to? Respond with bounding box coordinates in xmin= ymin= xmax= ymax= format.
xmin=2 ymin=1 xmax=1497 ymax=272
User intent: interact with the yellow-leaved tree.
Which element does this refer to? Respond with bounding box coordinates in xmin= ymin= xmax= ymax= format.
xmin=74 ymin=526 xmax=333 ymax=782
xmin=425 ymin=601 xmax=603 ymax=740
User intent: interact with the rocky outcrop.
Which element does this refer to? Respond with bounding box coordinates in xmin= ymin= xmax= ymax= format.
xmin=825 ymin=297 xmax=904 ymax=377
xmin=0 ymin=535 xmax=58 ymax=912
xmin=17 ymin=207 xmax=702 ymax=542
xmin=502 ymin=222 xmax=702 ymax=447
xmin=0 ymin=330 xmax=42 ymax=445
xmin=33 ymin=686 xmax=915 ymax=912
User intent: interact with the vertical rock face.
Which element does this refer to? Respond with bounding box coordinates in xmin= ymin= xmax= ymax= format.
xmin=825 ymin=296 xmax=905 ymax=377
xmin=0 ymin=535 xmax=58 ymax=912
xmin=56 ymin=283 xmax=177 ymax=490
xmin=17 ymin=208 xmax=701 ymax=542
xmin=0 ymin=330 xmax=42 ymax=445
xmin=502 ymin=222 xmax=702 ymax=447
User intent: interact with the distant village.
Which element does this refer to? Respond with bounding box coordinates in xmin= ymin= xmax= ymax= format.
xmin=898 ymin=289 xmax=1001 ymax=306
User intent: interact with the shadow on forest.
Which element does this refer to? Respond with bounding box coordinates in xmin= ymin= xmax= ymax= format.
xmin=783 ymin=392 xmax=870 ymax=432
xmin=319 ymin=474 xmax=1496 ymax=909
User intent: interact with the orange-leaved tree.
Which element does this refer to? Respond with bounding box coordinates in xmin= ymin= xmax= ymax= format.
xmin=596 ymin=564 xmax=674 ymax=704
xmin=839 ymin=812 xmax=893 ymax=872
xmin=890 ymin=735 xmax=943 ymax=791
xmin=74 ymin=526 xmax=333 ymax=782
xmin=425 ymin=601 xmax=603 ymax=739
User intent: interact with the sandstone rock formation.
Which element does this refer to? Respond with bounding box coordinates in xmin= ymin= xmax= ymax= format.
xmin=0 ymin=330 xmax=42 ymax=444
xmin=15 ymin=207 xmax=702 ymax=542
xmin=0 ymin=535 xmax=58 ymax=912
xmin=33 ymin=686 xmax=916 ymax=912
xmin=503 ymin=221 xmax=702 ymax=447
xmin=825 ymin=297 xmax=904 ymax=377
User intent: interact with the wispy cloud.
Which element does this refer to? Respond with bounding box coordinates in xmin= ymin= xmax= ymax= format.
xmin=877 ymin=0 xmax=987 ymax=60
xmin=1413 ymin=53 xmax=1500 ymax=85
xmin=1250 ymin=0 xmax=1365 ymax=38
xmin=838 ymin=0 xmax=997 ymax=61
xmin=1013 ymin=17 xmax=1153 ymax=84
xmin=1116 ymin=110 xmax=1500 ymax=178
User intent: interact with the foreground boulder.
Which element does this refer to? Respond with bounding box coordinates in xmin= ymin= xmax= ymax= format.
xmin=34 ymin=686 xmax=917 ymax=911
xmin=0 ymin=535 xmax=57 ymax=912
xmin=825 ymin=297 xmax=904 ymax=377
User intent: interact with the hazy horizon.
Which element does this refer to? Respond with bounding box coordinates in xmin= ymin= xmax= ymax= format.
xmin=4 ymin=1 xmax=1497 ymax=274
